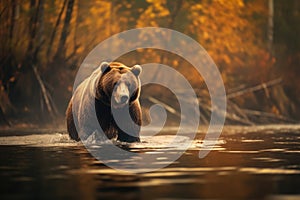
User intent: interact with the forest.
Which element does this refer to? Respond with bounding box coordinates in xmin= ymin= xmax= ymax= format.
xmin=0 ymin=0 xmax=299 ymax=126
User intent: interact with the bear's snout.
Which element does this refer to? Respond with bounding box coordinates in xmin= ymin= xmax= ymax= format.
xmin=120 ymin=95 xmax=129 ymax=104
xmin=113 ymin=82 xmax=129 ymax=108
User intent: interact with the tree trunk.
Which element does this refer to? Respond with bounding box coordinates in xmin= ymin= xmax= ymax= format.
xmin=157 ymin=0 xmax=183 ymax=78
xmin=268 ymin=0 xmax=274 ymax=55
xmin=47 ymin=0 xmax=67 ymax=57
xmin=55 ymin=0 xmax=75 ymax=59
xmin=9 ymin=0 xmax=16 ymax=47
xmin=167 ymin=0 xmax=183 ymax=29
xmin=33 ymin=0 xmax=45 ymax=62
xmin=26 ymin=0 xmax=37 ymax=63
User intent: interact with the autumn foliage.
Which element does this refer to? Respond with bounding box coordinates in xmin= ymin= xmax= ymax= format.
xmin=0 ymin=0 xmax=299 ymax=125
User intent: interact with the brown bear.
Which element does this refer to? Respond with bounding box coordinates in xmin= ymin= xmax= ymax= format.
xmin=66 ymin=62 xmax=142 ymax=143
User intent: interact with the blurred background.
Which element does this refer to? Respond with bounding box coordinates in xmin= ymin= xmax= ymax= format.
xmin=0 ymin=0 xmax=299 ymax=126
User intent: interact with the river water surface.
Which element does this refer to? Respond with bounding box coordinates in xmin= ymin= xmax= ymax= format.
xmin=1 ymin=125 xmax=300 ymax=199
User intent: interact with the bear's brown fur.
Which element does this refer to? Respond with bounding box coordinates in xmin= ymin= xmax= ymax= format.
xmin=66 ymin=62 xmax=142 ymax=142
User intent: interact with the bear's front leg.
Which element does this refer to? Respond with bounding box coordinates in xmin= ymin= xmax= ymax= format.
xmin=117 ymin=128 xmax=140 ymax=142
xmin=66 ymin=102 xmax=80 ymax=141
xmin=116 ymin=102 xmax=141 ymax=143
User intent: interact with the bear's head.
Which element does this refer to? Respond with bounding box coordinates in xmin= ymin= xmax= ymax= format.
xmin=96 ymin=62 xmax=142 ymax=109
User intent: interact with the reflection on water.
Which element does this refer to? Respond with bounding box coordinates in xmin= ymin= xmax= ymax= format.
xmin=0 ymin=125 xmax=300 ymax=199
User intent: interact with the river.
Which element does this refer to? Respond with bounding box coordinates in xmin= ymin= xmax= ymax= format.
xmin=0 ymin=125 xmax=300 ymax=199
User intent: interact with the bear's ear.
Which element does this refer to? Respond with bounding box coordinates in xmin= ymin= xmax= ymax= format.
xmin=131 ymin=65 xmax=142 ymax=76
xmin=100 ymin=62 xmax=110 ymax=73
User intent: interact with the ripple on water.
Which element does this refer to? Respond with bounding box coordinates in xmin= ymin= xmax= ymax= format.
xmin=266 ymin=195 xmax=300 ymax=200
xmin=221 ymin=150 xmax=259 ymax=154
xmin=239 ymin=167 xmax=300 ymax=174
xmin=259 ymin=148 xmax=287 ymax=152
xmin=252 ymin=157 xmax=284 ymax=162
xmin=241 ymin=139 xmax=264 ymax=143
